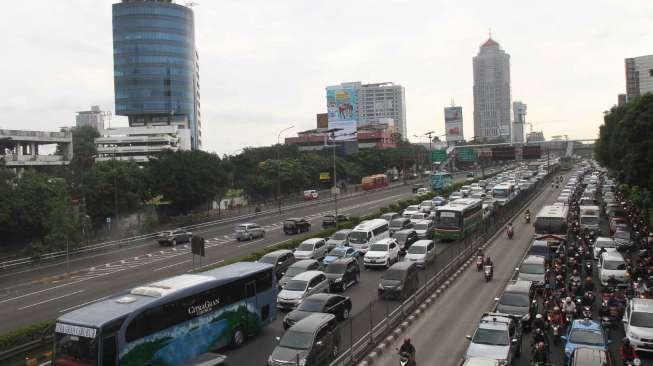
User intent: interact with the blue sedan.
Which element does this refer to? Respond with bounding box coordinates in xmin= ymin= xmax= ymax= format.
xmin=561 ymin=319 xmax=609 ymax=364
xmin=323 ymin=246 xmax=361 ymax=265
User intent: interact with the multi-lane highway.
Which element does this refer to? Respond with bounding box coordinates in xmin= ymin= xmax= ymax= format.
xmin=372 ymin=175 xmax=564 ymax=366
xmin=0 ymin=172 xmax=484 ymax=335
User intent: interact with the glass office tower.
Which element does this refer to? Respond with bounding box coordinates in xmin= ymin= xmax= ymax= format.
xmin=113 ymin=0 xmax=201 ymax=149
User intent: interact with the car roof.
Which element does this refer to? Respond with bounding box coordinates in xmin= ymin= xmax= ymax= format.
xmin=300 ymin=238 xmax=323 ymax=245
xmin=601 ymin=251 xmax=624 ymax=261
xmin=288 ymin=259 xmax=319 ymax=269
xmin=414 ymin=219 xmax=432 ymax=225
xmin=395 ymin=229 xmax=416 ymax=234
xmin=504 ymin=280 xmax=532 ymax=293
xmin=304 ymin=293 xmax=344 ymax=303
xmin=329 ymin=257 xmax=356 ymax=265
xmin=290 ymin=313 xmax=336 ymax=332
xmin=292 ymin=270 xmax=325 ymax=281
xmin=530 ymin=240 xmax=548 ymax=247
xmin=463 ymin=358 xmax=499 ymax=366
xmin=631 ymin=298 xmax=653 ymax=313
xmin=263 ymin=249 xmax=293 ymax=258
xmin=374 ymin=238 xmax=396 ymax=245
xmin=523 ymin=255 xmax=545 ymax=264
xmin=388 ymin=261 xmax=416 ymax=271
xmin=412 ymin=240 xmax=434 ymax=247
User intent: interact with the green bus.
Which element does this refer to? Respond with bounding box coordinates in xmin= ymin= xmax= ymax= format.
xmin=434 ymin=198 xmax=483 ymax=241
xmin=53 ymin=262 xmax=277 ymax=366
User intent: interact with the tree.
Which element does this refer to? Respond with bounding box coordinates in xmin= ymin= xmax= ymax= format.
xmin=149 ymin=150 xmax=228 ymax=214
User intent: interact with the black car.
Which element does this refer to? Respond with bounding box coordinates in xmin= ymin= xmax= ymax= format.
xmin=377 ymin=261 xmax=419 ymax=300
xmin=324 ymin=258 xmax=360 ymax=292
xmin=270 ymin=313 xmax=340 ymax=366
xmin=282 ymin=293 xmax=352 ymax=330
xmin=389 ymin=218 xmax=413 ymax=235
xmin=393 ymin=229 xmax=419 ymax=256
xmin=322 ymin=214 xmax=349 ymax=228
xmin=258 ymin=249 xmax=296 ymax=280
xmin=283 ymin=218 xmax=311 ymax=235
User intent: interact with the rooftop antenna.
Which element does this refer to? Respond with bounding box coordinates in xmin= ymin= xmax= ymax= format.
xmin=488 ymin=27 xmax=492 ymax=39
xmin=450 ymin=98 xmax=456 ymax=107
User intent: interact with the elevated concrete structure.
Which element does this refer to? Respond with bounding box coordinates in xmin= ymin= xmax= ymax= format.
xmin=0 ymin=129 xmax=73 ymax=167
xmin=95 ymin=125 xmax=191 ymax=163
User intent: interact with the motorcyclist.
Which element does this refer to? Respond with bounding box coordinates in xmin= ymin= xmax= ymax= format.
xmin=562 ymin=297 xmax=576 ymax=320
xmin=636 ymin=277 xmax=649 ymax=296
xmin=548 ymin=306 xmax=564 ymax=326
xmin=531 ymin=341 xmax=548 ymax=364
xmin=606 ymin=274 xmax=619 ymax=287
xmin=584 ymin=276 xmax=595 ymax=292
xmin=525 ymin=209 xmax=531 ymax=222
xmin=598 ymin=246 xmax=607 ymax=258
xmin=398 ymin=337 xmax=416 ymax=365
xmin=483 ymin=256 xmax=494 ymax=277
xmin=533 ymin=314 xmax=546 ymax=331
xmin=620 ymin=338 xmax=638 ymax=363
xmin=506 ymin=222 xmax=514 ymax=238
xmin=533 ymin=328 xmax=549 ymax=350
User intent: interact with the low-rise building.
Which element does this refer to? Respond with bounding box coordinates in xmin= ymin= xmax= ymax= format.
xmin=95 ymin=125 xmax=191 ymax=163
xmin=0 ymin=128 xmax=73 ymax=168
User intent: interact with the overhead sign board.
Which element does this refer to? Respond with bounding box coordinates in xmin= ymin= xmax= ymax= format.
xmin=431 ymin=149 xmax=447 ymax=163
xmin=457 ymin=147 xmax=476 ymax=162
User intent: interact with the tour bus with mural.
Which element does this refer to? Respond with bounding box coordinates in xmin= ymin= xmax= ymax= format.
xmin=52 ymin=262 xmax=276 ymax=366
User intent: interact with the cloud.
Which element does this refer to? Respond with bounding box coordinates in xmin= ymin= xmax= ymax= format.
xmin=0 ymin=0 xmax=652 ymax=152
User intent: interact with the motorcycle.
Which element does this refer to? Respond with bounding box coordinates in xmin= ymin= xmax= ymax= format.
xmin=581 ymin=305 xmax=592 ymax=319
xmin=525 ymin=213 xmax=531 ymax=224
xmin=584 ymin=261 xmax=593 ymax=276
xmin=398 ymin=351 xmax=413 ymax=366
xmin=624 ymin=358 xmax=642 ymax=366
xmin=476 ymin=256 xmax=484 ymax=272
xmin=507 ymin=227 xmax=514 ymax=240
xmin=484 ymin=265 xmax=493 ymax=282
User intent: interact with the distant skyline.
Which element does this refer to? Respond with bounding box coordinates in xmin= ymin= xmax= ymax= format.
xmin=0 ymin=0 xmax=651 ymax=155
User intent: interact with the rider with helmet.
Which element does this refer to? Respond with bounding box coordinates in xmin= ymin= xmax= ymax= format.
xmin=398 ymin=337 xmax=416 ymax=366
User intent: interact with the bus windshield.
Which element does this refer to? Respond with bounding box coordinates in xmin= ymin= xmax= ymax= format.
xmin=493 ymin=188 xmax=509 ymax=198
xmin=349 ymin=231 xmax=370 ymax=244
xmin=54 ymin=332 xmax=98 ymax=366
xmin=436 ymin=211 xmax=460 ymax=229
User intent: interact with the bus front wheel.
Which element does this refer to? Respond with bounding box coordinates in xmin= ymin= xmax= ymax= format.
xmin=231 ymin=327 xmax=246 ymax=348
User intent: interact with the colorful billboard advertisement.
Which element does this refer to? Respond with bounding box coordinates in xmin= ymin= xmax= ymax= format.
xmin=327 ymin=86 xmax=358 ymax=141
xmin=444 ymin=106 xmax=464 ymax=142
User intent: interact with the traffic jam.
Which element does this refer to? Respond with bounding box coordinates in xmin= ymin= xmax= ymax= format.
xmin=464 ymin=163 xmax=651 ymax=366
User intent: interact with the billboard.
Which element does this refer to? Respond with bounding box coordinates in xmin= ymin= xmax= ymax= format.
xmin=327 ymin=86 xmax=358 ymax=141
xmin=444 ymin=106 xmax=464 ymax=142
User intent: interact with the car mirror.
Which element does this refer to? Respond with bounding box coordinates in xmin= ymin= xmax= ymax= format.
xmin=307 ymin=287 xmax=313 ymax=291
xmin=515 ymin=267 xmax=520 ymax=271
xmin=494 ymin=297 xmax=500 ymax=302
xmin=275 ymin=336 xmax=281 ymax=342
xmin=511 ymin=338 xmax=518 ymax=344
xmin=465 ymin=335 xmax=471 ymax=340
xmin=316 ymin=341 xmax=323 ymax=347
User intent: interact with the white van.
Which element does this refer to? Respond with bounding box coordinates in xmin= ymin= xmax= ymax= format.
xmin=348 ymin=219 xmax=390 ymax=253
xmin=403 ymin=239 xmax=436 ymax=268
xmin=579 ymin=205 xmax=600 ymax=234
xmin=624 ymin=298 xmax=653 ymax=352
xmin=599 ymin=251 xmax=627 ymax=286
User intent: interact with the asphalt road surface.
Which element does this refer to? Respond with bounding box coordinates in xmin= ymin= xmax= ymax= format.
xmin=0 ymin=172 xmax=486 ymax=334
xmin=373 ymin=174 xmax=564 ymax=366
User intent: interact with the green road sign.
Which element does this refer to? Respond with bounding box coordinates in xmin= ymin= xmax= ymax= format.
xmin=431 ymin=149 xmax=447 ymax=162
xmin=458 ymin=147 xmax=476 ymax=162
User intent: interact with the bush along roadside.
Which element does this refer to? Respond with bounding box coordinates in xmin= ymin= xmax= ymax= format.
xmin=0 ymin=320 xmax=54 ymax=354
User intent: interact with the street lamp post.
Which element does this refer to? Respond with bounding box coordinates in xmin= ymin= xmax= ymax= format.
xmin=422 ymin=131 xmax=435 ymax=172
xmin=277 ymin=125 xmax=295 ymax=213
xmin=326 ymin=128 xmax=343 ymax=228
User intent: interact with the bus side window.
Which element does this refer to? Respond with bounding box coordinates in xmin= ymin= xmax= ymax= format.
xmin=245 ymin=281 xmax=256 ymax=298
xmin=102 ymin=334 xmax=117 ymax=366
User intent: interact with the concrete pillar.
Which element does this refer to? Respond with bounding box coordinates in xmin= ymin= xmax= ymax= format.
xmin=30 ymin=143 xmax=36 ymax=156
xmin=17 ymin=143 xmax=23 ymax=156
xmin=33 ymin=144 xmax=39 ymax=155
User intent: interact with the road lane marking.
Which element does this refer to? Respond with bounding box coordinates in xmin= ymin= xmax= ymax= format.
xmin=18 ymin=290 xmax=86 ymax=311
xmin=0 ymin=279 xmax=86 ymax=304
xmin=153 ymin=260 xmax=191 ymax=272
xmin=237 ymin=238 xmax=266 ymax=248
xmin=59 ymin=295 xmax=111 ymax=313
xmin=266 ymin=240 xmax=287 ymax=248
xmin=188 ymin=260 xmax=224 ymax=272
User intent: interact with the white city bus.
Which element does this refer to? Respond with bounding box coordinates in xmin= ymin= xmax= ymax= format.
xmin=492 ymin=183 xmax=516 ymax=206
xmin=534 ymin=205 xmax=569 ymax=240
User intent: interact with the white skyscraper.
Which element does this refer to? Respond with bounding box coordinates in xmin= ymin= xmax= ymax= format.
xmin=625 ymin=55 xmax=653 ymax=101
xmin=512 ymin=101 xmax=526 ymax=143
xmin=76 ymin=105 xmax=111 ymax=131
xmin=473 ymin=36 xmax=511 ymax=141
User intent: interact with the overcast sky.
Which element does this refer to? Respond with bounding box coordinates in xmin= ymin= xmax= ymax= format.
xmin=0 ymin=0 xmax=651 ymax=154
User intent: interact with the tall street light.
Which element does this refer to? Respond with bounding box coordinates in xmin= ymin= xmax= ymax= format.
xmin=326 ymin=128 xmax=343 ymax=228
xmin=277 ymin=125 xmax=295 ymax=213
xmin=422 ymin=131 xmax=435 ymax=172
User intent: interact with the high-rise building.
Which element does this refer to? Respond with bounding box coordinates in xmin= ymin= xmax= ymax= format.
xmin=512 ymin=101 xmax=526 ymax=143
xmin=625 ymin=55 xmax=653 ymax=100
xmin=618 ymin=94 xmax=627 ymax=107
xmin=112 ymin=0 xmax=201 ymax=150
xmin=76 ymin=105 xmax=111 ymax=131
xmin=473 ymin=36 xmax=511 ymax=141
xmin=326 ymin=81 xmax=407 ymax=139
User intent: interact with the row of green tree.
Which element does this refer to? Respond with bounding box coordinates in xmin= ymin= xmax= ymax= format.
xmin=595 ymin=93 xmax=653 ymax=219
xmin=0 ymin=126 xmax=427 ymax=251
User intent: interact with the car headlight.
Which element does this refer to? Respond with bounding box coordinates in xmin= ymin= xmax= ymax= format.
xmin=299 ymin=359 xmax=306 ymax=366
xmin=334 ymin=277 xmax=343 ymax=282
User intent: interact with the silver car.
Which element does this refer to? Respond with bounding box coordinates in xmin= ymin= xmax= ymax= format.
xmin=465 ymin=313 xmax=520 ymax=364
xmin=235 ymin=223 xmax=265 ymax=241
xmin=516 ymin=256 xmax=546 ymax=287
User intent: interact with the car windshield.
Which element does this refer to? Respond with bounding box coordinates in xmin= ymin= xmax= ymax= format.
xmin=284 ymin=266 xmax=306 ymax=278
xmin=529 ymin=246 xmax=547 ymax=256
xmin=520 ymin=263 xmax=545 ymax=275
xmin=296 ymin=298 xmax=326 ymax=312
xmin=630 ymin=312 xmax=653 ymax=328
xmin=603 ymin=260 xmax=626 ymax=270
xmin=54 ymin=332 xmax=98 ymax=366
xmin=235 ymin=225 xmax=246 ymax=231
xmin=325 ymin=263 xmax=345 ymax=274
xmin=472 ymin=328 xmax=509 ymax=346
xmin=406 ymin=206 xmax=419 ymax=212
xmin=493 ymin=188 xmax=508 ymax=198
xmin=383 ymin=269 xmax=405 ymax=281
xmin=297 ymin=243 xmax=314 ymax=251
xmin=258 ymin=256 xmax=277 ymax=265
xmin=349 ymin=231 xmax=370 ymax=244
xmin=580 ymin=217 xmax=599 ymax=225
xmin=596 ymin=239 xmax=615 ymax=248
xmin=500 ymin=292 xmax=530 ymax=307
xmin=414 ymin=223 xmax=429 ymax=230
xmin=278 ymin=330 xmax=314 ymax=350
xmin=569 ymin=329 xmax=604 ymax=346
xmin=332 ymin=232 xmax=348 ymax=240
xmin=284 ymin=280 xmax=308 ymax=291
xmin=369 ymin=244 xmax=388 ymax=252
xmin=407 ymin=245 xmax=426 ymax=254
xmin=389 ymin=219 xmax=406 ymax=228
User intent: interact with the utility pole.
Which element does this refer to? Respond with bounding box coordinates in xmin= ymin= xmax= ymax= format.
xmin=276 ymin=125 xmax=295 ymax=213
xmin=423 ymin=131 xmax=435 ymax=172
xmin=326 ymin=128 xmax=342 ymax=228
